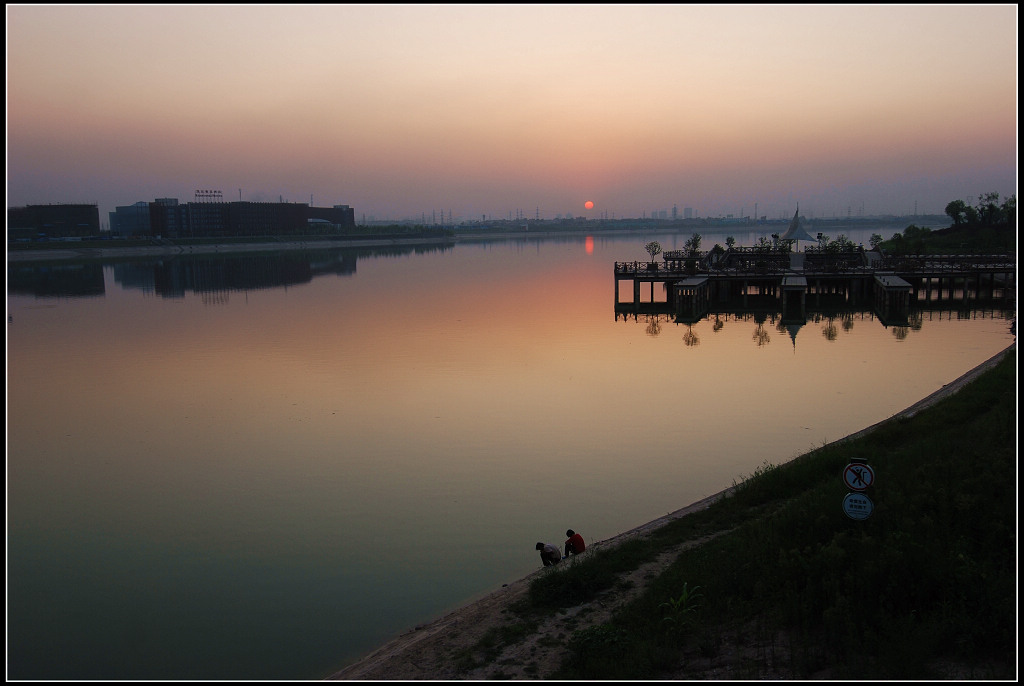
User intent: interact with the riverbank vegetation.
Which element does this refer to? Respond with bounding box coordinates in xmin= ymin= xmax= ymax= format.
xmin=485 ymin=349 xmax=1016 ymax=679
xmin=878 ymin=191 xmax=1016 ymax=255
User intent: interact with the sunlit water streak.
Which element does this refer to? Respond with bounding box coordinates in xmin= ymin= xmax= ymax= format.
xmin=6 ymin=228 xmax=1014 ymax=679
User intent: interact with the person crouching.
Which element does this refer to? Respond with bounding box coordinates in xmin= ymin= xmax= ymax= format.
xmin=536 ymin=541 xmax=561 ymax=566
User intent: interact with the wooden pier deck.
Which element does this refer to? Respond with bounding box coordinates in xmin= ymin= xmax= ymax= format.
xmin=614 ymin=249 xmax=1016 ymax=325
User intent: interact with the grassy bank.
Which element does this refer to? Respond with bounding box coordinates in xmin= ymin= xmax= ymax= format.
xmin=497 ymin=347 xmax=1016 ymax=679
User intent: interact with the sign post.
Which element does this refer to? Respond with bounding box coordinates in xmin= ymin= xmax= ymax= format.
xmin=842 ymin=491 xmax=874 ymax=520
xmin=842 ymin=460 xmax=875 ymax=520
xmin=843 ymin=462 xmax=875 ymax=491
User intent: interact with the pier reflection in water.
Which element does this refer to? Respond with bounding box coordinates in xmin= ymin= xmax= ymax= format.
xmin=6 ymin=231 xmax=1015 ymax=680
xmin=615 ymin=248 xmax=1014 ymax=328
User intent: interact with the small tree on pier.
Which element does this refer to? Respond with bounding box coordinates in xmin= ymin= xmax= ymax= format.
xmin=684 ymin=233 xmax=702 ymax=256
xmin=645 ymin=241 xmax=662 ymax=262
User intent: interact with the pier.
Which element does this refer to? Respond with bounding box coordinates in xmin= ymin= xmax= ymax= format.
xmin=615 ymin=248 xmax=1016 ymax=326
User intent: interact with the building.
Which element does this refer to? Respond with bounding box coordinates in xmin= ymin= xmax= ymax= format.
xmin=307 ymin=204 xmax=356 ymax=229
xmin=8 ymin=204 xmax=101 ymax=240
xmin=150 ymin=198 xmax=190 ymax=237
xmin=108 ymin=199 xmax=356 ymax=238
xmin=109 ymin=202 xmax=152 ymax=237
xmin=109 ymin=199 xmax=189 ymax=238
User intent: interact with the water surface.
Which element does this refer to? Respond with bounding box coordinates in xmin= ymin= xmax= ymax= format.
xmin=7 ymin=228 xmax=1014 ymax=679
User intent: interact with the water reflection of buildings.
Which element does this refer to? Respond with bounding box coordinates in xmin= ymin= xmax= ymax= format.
xmin=117 ymin=250 xmax=361 ymax=299
xmin=7 ymin=261 xmax=106 ymax=298
xmin=7 ymin=244 xmax=454 ymax=300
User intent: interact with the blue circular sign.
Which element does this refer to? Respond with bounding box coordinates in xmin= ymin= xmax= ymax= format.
xmin=843 ymin=492 xmax=874 ymax=520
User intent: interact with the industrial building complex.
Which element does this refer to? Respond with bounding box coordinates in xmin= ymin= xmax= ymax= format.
xmin=8 ymin=195 xmax=355 ymax=241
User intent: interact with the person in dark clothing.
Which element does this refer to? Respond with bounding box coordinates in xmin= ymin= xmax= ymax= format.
xmin=536 ymin=541 xmax=561 ymax=566
xmin=564 ymin=529 xmax=586 ymax=557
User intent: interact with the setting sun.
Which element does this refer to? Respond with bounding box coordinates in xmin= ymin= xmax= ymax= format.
xmin=584 ymin=201 xmax=594 ymax=209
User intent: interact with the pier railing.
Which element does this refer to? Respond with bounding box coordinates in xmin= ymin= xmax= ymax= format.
xmin=614 ymin=260 xmax=788 ymax=276
xmin=877 ymin=254 xmax=1016 ymax=272
xmin=616 ymin=252 xmax=1015 ymax=277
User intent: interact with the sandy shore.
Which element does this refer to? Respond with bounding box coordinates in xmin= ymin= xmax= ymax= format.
xmin=327 ymin=490 xmax=732 ymax=681
xmin=327 ymin=342 xmax=1016 ymax=680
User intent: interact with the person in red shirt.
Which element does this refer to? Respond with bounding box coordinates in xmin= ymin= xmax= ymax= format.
xmin=564 ymin=529 xmax=586 ymax=557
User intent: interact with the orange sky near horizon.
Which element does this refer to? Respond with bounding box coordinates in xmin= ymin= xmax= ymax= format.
xmin=5 ymin=4 xmax=1017 ymax=223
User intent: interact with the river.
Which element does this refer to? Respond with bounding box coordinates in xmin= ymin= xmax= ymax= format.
xmin=6 ymin=225 xmax=1015 ymax=679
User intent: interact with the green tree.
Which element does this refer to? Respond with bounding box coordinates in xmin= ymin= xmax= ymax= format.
xmin=945 ymin=199 xmax=967 ymax=227
xmin=901 ymin=225 xmax=931 ymax=253
xmin=1000 ymin=194 xmax=1016 ymax=227
xmin=888 ymin=232 xmax=905 ymax=255
xmin=869 ymin=233 xmax=884 ymax=249
xmin=824 ymin=234 xmax=856 ymax=253
xmin=976 ymin=192 xmax=1003 ymax=227
xmin=684 ymin=233 xmax=702 ymax=256
xmin=725 ymin=236 xmax=736 ymax=250
xmin=644 ymin=241 xmax=662 ymax=262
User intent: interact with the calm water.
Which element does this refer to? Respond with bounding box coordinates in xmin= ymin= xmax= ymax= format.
xmin=6 ymin=227 xmax=1015 ymax=679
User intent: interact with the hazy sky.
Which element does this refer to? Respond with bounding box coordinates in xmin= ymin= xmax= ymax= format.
xmin=6 ymin=4 xmax=1018 ymax=223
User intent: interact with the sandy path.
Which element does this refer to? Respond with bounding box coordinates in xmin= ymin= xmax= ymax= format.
xmin=326 ymin=492 xmax=729 ymax=680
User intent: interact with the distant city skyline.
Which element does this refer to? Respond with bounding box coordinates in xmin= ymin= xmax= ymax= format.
xmin=6 ymin=4 xmax=1017 ymax=225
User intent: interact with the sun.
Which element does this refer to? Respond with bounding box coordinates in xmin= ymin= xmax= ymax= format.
xmin=584 ymin=200 xmax=594 ymax=209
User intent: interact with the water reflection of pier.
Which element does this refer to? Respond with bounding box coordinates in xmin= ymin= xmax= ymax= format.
xmin=617 ymin=307 xmax=1013 ymax=349
xmin=615 ymin=250 xmax=1016 ymax=327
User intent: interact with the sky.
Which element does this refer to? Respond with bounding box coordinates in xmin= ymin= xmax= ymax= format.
xmin=5 ymin=4 xmax=1018 ymax=224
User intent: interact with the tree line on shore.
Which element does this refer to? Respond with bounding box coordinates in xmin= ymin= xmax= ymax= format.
xmin=876 ymin=191 xmax=1015 ymax=255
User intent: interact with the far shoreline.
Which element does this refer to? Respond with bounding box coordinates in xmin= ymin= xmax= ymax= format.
xmin=6 ymin=217 xmax=930 ymax=263
xmin=6 ymin=227 xmax=666 ymax=263
xmin=5 ymin=225 xmax=729 ymax=263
